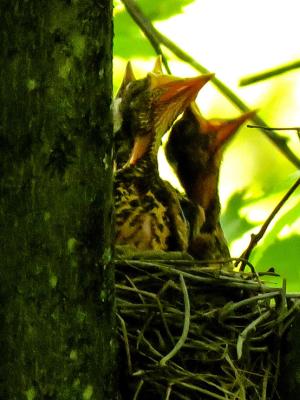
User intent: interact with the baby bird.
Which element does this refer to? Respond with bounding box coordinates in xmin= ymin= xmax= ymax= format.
xmin=114 ymin=73 xmax=213 ymax=251
xmin=166 ymin=102 xmax=255 ymax=261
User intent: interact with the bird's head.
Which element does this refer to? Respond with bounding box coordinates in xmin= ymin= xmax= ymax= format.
xmin=120 ymin=72 xmax=214 ymax=165
xmin=166 ymin=102 xmax=256 ymax=208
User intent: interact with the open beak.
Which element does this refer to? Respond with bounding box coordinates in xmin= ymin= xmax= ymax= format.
xmin=149 ymin=72 xmax=214 ymax=138
xmin=188 ymin=103 xmax=256 ymax=149
xmin=214 ymin=110 xmax=257 ymax=149
xmin=129 ymin=72 xmax=214 ymax=166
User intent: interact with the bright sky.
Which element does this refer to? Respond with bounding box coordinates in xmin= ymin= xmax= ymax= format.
xmin=156 ymin=0 xmax=300 ymax=80
xmin=113 ymin=0 xmax=300 ymax=283
xmin=156 ymin=0 xmax=300 ymax=258
xmin=153 ymin=0 xmax=300 ymax=199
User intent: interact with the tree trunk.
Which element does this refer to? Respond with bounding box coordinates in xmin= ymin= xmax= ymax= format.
xmin=0 ymin=1 xmax=115 ymax=398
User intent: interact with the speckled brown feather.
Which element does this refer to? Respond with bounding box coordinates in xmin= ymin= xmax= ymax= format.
xmin=115 ymin=74 xmax=213 ymax=251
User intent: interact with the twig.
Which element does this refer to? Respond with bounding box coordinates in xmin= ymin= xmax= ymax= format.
xmin=261 ymin=358 xmax=271 ymax=400
xmin=120 ymin=0 xmax=171 ymax=73
xmin=125 ymin=274 xmax=146 ymax=304
xmin=239 ymin=60 xmax=300 ymax=86
xmin=157 ymin=280 xmax=178 ymax=346
xmin=117 ymin=259 xmax=276 ymax=292
xmin=229 ymin=257 xmax=257 ymax=275
xmin=128 ymin=259 xmax=285 ymax=293
xmin=278 ymin=299 xmax=300 ymax=335
xmin=225 ymin=353 xmax=247 ymax=400
xmin=237 ymin=310 xmax=271 ymax=360
xmin=165 ymin=384 xmax=173 ymax=400
xmin=237 ymin=176 xmax=300 ymax=271
xmin=219 ymin=292 xmax=280 ymax=321
xmin=138 ymin=333 xmax=164 ymax=359
xmin=117 ymin=313 xmax=133 ymax=373
xmin=120 ymin=0 xmax=300 ymax=168
xmin=133 ymin=379 xmax=144 ymax=400
xmin=160 ymin=274 xmax=190 ymax=366
xmin=176 ymin=381 xmax=232 ymax=400
xmin=248 ymin=124 xmax=300 ymax=142
xmin=248 ymin=124 xmax=300 ymax=131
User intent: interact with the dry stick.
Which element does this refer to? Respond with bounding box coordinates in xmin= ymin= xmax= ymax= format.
xmin=237 ymin=176 xmax=300 ymax=271
xmin=120 ymin=259 xmax=266 ymax=291
xmin=121 ymin=0 xmax=300 ymax=168
xmin=153 ymin=281 xmax=177 ymax=346
xmin=237 ymin=310 xmax=272 ymax=360
xmin=117 ymin=313 xmax=133 ymax=373
xmin=176 ymin=381 xmax=231 ymax=400
xmin=279 ymin=299 xmax=300 ymax=336
xmin=219 ymin=292 xmax=280 ymax=320
xmin=133 ymin=379 xmax=144 ymax=400
xmin=224 ymin=353 xmax=247 ymax=400
xmin=165 ymin=385 xmax=172 ymax=400
xmin=239 ymin=60 xmax=300 ymax=86
xmin=119 ymin=259 xmax=285 ymax=293
xmin=160 ymin=274 xmax=190 ymax=366
xmin=261 ymin=359 xmax=271 ymax=400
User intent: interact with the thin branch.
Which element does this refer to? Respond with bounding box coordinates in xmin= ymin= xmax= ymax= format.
xmin=219 ymin=292 xmax=280 ymax=321
xmin=248 ymin=124 xmax=300 ymax=131
xmin=121 ymin=0 xmax=171 ymax=74
xmin=248 ymin=124 xmax=300 ymax=142
xmin=239 ymin=60 xmax=300 ymax=86
xmin=237 ymin=177 xmax=300 ymax=271
xmin=121 ymin=0 xmax=300 ymax=168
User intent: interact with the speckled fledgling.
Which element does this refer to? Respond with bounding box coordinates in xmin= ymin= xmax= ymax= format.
xmin=115 ymin=73 xmax=213 ymax=251
xmin=166 ymin=101 xmax=255 ymax=262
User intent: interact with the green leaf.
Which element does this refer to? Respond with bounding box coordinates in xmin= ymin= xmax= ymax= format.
xmin=114 ymin=11 xmax=154 ymax=58
xmin=252 ymin=235 xmax=300 ymax=292
xmin=221 ymin=190 xmax=256 ymax=243
xmin=134 ymin=0 xmax=196 ymax=21
xmin=253 ymin=198 xmax=300 ymax=253
xmin=114 ymin=0 xmax=196 ymax=58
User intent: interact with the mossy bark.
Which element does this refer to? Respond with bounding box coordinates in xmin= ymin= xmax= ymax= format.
xmin=0 ymin=1 xmax=115 ymax=399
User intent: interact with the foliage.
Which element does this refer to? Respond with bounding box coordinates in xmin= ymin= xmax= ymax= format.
xmin=114 ymin=0 xmax=195 ymax=58
xmin=114 ymin=9 xmax=153 ymax=57
xmin=113 ymin=0 xmax=300 ymax=292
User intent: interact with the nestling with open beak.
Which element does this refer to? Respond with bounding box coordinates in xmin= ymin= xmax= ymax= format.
xmin=114 ymin=72 xmax=214 ymax=251
xmin=166 ymin=101 xmax=256 ymax=262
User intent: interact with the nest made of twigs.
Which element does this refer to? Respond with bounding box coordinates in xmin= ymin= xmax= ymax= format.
xmin=115 ymin=249 xmax=299 ymax=400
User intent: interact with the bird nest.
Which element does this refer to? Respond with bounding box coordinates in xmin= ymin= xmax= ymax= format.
xmin=115 ymin=248 xmax=298 ymax=400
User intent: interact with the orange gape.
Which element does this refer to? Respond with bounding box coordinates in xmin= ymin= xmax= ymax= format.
xmin=166 ymin=101 xmax=255 ymax=262
xmin=114 ymin=62 xmax=213 ymax=251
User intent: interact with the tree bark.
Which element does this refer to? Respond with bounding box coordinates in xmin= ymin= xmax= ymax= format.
xmin=0 ymin=1 xmax=115 ymax=398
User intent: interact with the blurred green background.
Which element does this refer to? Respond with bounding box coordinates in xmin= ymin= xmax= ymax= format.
xmin=113 ymin=0 xmax=300 ymax=292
